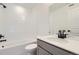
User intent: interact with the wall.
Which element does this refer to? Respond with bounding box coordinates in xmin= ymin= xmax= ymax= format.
xmin=49 ymin=3 xmax=79 ymax=35
xmin=0 ymin=3 xmax=50 ymax=46
xmin=0 ymin=3 xmax=37 ymax=46
xmin=49 ymin=5 xmax=68 ymax=34
xmin=32 ymin=4 xmax=50 ymax=36
xmin=67 ymin=4 xmax=79 ymax=35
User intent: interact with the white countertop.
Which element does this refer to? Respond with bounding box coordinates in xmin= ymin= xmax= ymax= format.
xmin=37 ymin=35 xmax=79 ymax=54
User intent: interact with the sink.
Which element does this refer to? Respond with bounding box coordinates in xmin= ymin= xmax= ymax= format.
xmin=47 ymin=34 xmax=58 ymax=39
xmin=47 ymin=34 xmax=79 ymax=42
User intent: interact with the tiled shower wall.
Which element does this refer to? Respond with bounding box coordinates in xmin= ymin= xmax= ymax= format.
xmin=0 ymin=3 xmax=50 ymax=45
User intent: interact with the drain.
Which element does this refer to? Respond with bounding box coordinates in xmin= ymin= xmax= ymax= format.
xmin=2 ymin=46 xmax=4 ymax=48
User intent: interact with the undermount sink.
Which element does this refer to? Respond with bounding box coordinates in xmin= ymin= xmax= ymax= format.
xmin=47 ymin=34 xmax=79 ymax=41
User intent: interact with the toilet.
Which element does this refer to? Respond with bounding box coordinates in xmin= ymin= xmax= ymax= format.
xmin=25 ymin=43 xmax=37 ymax=55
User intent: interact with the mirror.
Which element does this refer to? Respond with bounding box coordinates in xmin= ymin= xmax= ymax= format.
xmin=49 ymin=3 xmax=79 ymax=35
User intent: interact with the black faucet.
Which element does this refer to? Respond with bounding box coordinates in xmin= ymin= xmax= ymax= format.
xmin=0 ymin=34 xmax=7 ymax=42
xmin=58 ymin=30 xmax=67 ymax=39
xmin=0 ymin=34 xmax=4 ymax=39
xmin=0 ymin=39 xmax=7 ymax=42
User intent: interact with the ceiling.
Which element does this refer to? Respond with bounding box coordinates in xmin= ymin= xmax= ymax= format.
xmin=15 ymin=3 xmax=41 ymax=9
xmin=15 ymin=3 xmax=53 ymax=9
xmin=49 ymin=3 xmax=69 ymax=12
xmin=3 ymin=3 xmax=53 ymax=9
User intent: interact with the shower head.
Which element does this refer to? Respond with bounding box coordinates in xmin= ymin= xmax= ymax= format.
xmin=0 ymin=3 xmax=6 ymax=8
xmin=3 ymin=5 xmax=6 ymax=8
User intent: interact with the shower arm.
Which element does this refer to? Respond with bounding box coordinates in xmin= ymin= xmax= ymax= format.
xmin=0 ymin=3 xmax=6 ymax=8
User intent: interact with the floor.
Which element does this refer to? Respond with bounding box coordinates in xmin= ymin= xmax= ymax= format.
xmin=0 ymin=42 xmax=37 ymax=55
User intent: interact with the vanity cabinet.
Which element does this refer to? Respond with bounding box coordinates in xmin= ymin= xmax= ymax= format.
xmin=37 ymin=46 xmax=50 ymax=55
xmin=37 ymin=39 xmax=76 ymax=55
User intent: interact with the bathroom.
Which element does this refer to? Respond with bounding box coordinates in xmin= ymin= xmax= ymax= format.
xmin=0 ymin=3 xmax=50 ymax=55
xmin=0 ymin=3 xmax=79 ymax=55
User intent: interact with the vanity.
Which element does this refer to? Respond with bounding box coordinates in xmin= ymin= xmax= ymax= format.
xmin=37 ymin=35 xmax=79 ymax=55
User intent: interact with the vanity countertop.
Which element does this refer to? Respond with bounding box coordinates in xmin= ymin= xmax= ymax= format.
xmin=37 ymin=35 xmax=79 ymax=54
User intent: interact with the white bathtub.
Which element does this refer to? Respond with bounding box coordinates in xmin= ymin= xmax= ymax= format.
xmin=0 ymin=39 xmax=36 ymax=55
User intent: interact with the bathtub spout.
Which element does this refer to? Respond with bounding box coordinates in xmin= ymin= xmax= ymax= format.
xmin=0 ymin=39 xmax=7 ymax=42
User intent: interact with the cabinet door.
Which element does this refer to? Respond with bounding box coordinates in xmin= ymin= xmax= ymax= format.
xmin=37 ymin=39 xmax=75 ymax=55
xmin=37 ymin=46 xmax=51 ymax=55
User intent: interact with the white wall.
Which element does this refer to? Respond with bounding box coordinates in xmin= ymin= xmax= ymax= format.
xmin=49 ymin=3 xmax=79 ymax=35
xmin=32 ymin=4 xmax=50 ymax=36
xmin=67 ymin=4 xmax=79 ymax=35
xmin=0 ymin=8 xmax=4 ymax=34
xmin=0 ymin=3 xmax=50 ymax=46
xmin=49 ymin=5 xmax=68 ymax=34
xmin=0 ymin=3 xmax=37 ymax=45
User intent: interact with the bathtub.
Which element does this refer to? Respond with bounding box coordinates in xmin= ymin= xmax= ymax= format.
xmin=0 ymin=39 xmax=36 ymax=55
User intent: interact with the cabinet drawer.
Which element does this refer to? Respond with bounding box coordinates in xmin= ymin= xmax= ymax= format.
xmin=37 ymin=46 xmax=51 ymax=55
xmin=37 ymin=39 xmax=75 ymax=55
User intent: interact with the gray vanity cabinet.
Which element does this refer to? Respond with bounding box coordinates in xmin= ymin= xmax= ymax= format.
xmin=37 ymin=39 xmax=76 ymax=55
xmin=37 ymin=46 xmax=50 ymax=55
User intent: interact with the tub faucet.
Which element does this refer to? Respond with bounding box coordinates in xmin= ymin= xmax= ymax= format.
xmin=0 ymin=34 xmax=7 ymax=42
xmin=0 ymin=39 xmax=7 ymax=42
xmin=0 ymin=34 xmax=4 ymax=39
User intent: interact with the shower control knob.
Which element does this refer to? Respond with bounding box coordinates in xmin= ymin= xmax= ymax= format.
xmin=2 ymin=46 xmax=4 ymax=48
